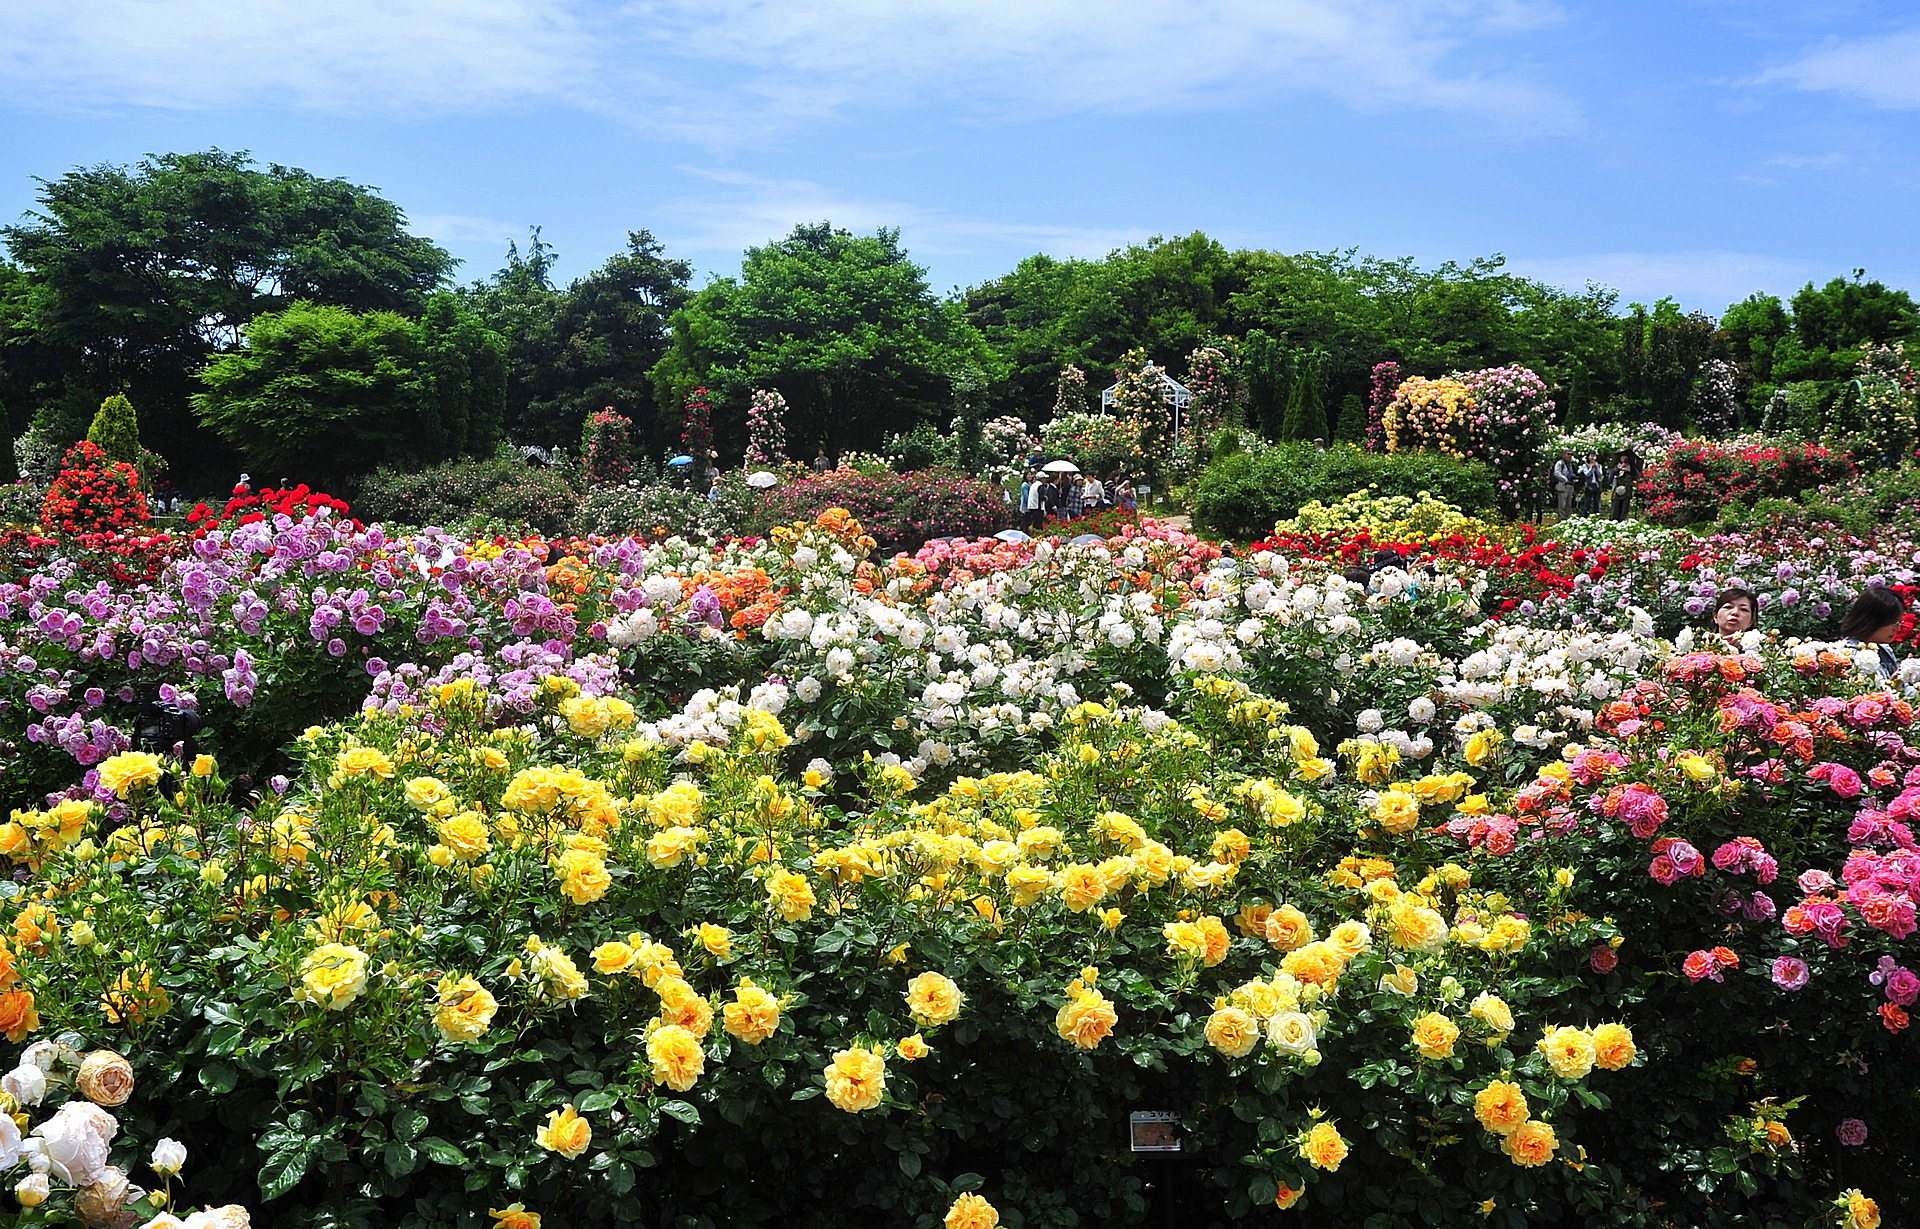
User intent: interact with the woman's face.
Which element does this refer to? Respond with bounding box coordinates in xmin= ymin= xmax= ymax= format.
xmin=1868 ymin=618 xmax=1905 ymax=645
xmin=1713 ymin=597 xmax=1755 ymax=635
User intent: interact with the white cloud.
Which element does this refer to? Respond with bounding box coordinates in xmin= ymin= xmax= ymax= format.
xmin=409 ymin=213 xmax=533 ymax=248
xmin=1762 ymin=27 xmax=1920 ymax=109
xmin=0 ymin=0 xmax=1576 ymax=137
xmin=661 ymin=166 xmax=1151 ymax=275
xmin=0 ymin=0 xmax=599 ymax=115
xmin=1505 ymin=250 xmax=1822 ymax=312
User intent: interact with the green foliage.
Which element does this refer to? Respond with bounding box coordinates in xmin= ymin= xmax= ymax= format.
xmin=654 ymin=223 xmax=986 ymax=457
xmin=1039 ymin=412 xmax=1138 ymax=478
xmin=1279 ymin=352 xmax=1325 ymax=441
xmin=1192 ymin=444 xmax=1499 ymax=540
xmin=745 ymin=469 xmax=1011 ymax=552
xmin=85 ymin=392 xmax=142 ymax=465
xmin=192 ymin=299 xmax=506 ymax=487
xmin=352 ymin=457 xmax=584 ymax=535
xmin=572 ymin=476 xmax=749 ymax=541
xmin=1333 ymin=393 xmax=1365 ymax=442
xmin=461 ymin=229 xmax=691 ymax=451
xmin=1 ymin=150 xmax=453 ymax=485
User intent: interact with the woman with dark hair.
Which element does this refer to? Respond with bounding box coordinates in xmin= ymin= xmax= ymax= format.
xmin=1839 ymin=585 xmax=1908 ymax=678
xmin=1709 ymin=588 xmax=1758 ymax=638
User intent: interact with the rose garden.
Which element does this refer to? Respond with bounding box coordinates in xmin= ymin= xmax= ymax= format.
xmin=0 ymin=154 xmax=1915 ymax=1229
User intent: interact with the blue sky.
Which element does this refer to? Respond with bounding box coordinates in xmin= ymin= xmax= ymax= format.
xmin=1 ymin=0 xmax=1916 ymax=312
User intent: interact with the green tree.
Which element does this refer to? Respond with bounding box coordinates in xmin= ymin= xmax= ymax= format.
xmin=192 ymin=300 xmax=501 ymax=487
xmin=416 ymin=293 xmax=507 ymax=460
xmin=2 ymin=150 xmax=453 ymax=485
xmin=653 ymin=223 xmax=972 ymax=454
xmin=463 ymin=229 xmax=691 ymax=452
xmin=85 ymin=392 xmax=142 ymax=465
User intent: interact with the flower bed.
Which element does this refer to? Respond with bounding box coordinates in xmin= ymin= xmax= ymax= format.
xmin=0 ymin=505 xmax=1909 ymax=1228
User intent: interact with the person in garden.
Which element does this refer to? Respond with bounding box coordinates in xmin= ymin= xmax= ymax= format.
xmin=1708 ymin=587 xmax=1758 ymax=638
xmin=1610 ymin=446 xmax=1643 ymax=520
xmin=1839 ymin=585 xmax=1908 ymax=678
xmin=1039 ymin=474 xmax=1063 ymax=521
xmin=1578 ymin=453 xmax=1605 ymax=515
xmin=1063 ymin=474 xmax=1085 ymax=519
xmin=1024 ymin=471 xmax=1047 ymax=529
xmin=1551 ymin=450 xmax=1577 ymax=519
xmin=1116 ymin=477 xmax=1137 ymax=512
xmin=1082 ymin=472 xmax=1105 ymax=510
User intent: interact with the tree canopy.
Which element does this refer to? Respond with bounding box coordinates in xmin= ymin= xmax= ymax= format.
xmin=1 ymin=150 xmax=453 ymax=484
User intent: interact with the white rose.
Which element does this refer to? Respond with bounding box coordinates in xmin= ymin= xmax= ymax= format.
xmin=0 ymin=1111 xmax=19 ymax=1171
xmin=794 ymin=677 xmax=823 ymax=703
xmin=150 ymin=1137 xmax=187 ymax=1176
xmin=1356 ymin=709 xmax=1384 ymax=734
xmin=3 ymin=1064 xmax=46 ymax=1107
xmin=35 ymin=1100 xmax=118 ymax=1186
xmin=20 ymin=1041 xmax=59 ymax=1073
xmin=1267 ymin=1011 xmax=1317 ymax=1055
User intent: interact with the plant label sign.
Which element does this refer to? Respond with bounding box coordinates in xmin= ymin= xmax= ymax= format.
xmin=1129 ymin=1111 xmax=1181 ymax=1153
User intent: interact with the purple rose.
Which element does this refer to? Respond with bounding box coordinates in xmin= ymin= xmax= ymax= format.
xmin=1837 ymin=1118 xmax=1868 ymax=1146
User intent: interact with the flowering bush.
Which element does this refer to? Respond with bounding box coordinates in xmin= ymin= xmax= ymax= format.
xmin=1642 ymin=438 xmax=1855 ymax=526
xmin=1382 ymin=376 xmax=1482 ymax=460
xmin=582 ymin=409 xmax=637 ymax=485
xmin=1538 ymin=422 xmax=1684 ymax=468
xmin=1850 ymin=343 xmax=1918 ymax=463
xmin=1039 ymin=412 xmax=1138 ymax=478
xmin=746 ymin=470 xmax=1010 ymax=552
xmin=745 ymin=390 xmax=790 ymax=469
xmin=1453 ymin=366 xmax=1555 ymax=514
xmin=42 ymin=442 xmax=149 ymax=537
xmin=186 ymin=483 xmax=355 ymax=536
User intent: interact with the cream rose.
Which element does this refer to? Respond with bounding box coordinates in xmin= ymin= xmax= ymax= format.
xmin=76 ymin=1051 xmax=134 ymax=1107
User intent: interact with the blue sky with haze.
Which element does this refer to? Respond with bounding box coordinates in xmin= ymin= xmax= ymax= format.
xmin=2 ymin=1 xmax=1916 ymax=312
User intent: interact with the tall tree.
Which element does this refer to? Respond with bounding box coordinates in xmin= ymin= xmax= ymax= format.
xmin=1 ymin=150 xmax=453 ymax=484
xmin=463 ymin=229 xmax=691 ymax=453
xmin=652 ymin=223 xmax=974 ymax=454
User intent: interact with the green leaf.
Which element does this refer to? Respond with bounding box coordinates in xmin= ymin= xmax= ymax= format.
xmin=659 ymin=1100 xmax=702 ymax=1125
xmin=384 ymin=1142 xmax=420 ymax=1177
xmin=199 ymin=1062 xmax=238 ymax=1096
xmin=899 ymin=1151 xmax=922 ymax=1178
xmin=257 ymin=1145 xmax=310 ymax=1201
xmin=578 ymin=1090 xmax=619 ymax=1113
xmin=394 ymin=1106 xmax=428 ymax=1143
xmin=420 ymin=1138 xmax=467 ymax=1166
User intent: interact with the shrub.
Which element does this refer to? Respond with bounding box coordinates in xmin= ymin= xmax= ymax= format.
xmin=187 ymin=483 xmax=355 ymax=535
xmin=1192 ymin=444 xmax=1498 ymax=540
xmin=13 ymin=423 xmax=68 ymax=485
xmin=42 ymin=440 xmax=149 ymax=536
xmin=354 ymin=457 xmax=584 ymax=536
xmin=747 ymin=469 xmax=1011 ymax=552
xmin=1382 ymin=375 xmax=1483 ymax=459
xmin=85 ymin=392 xmax=143 ymax=466
xmin=573 ymin=476 xmax=752 ymax=541
xmin=1641 ymin=437 xmax=1855 ymax=526
xmin=0 ymin=480 xmax=44 ymax=526
xmin=745 ymin=389 xmax=791 ymax=468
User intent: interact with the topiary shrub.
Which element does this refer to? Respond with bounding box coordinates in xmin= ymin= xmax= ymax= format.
xmin=582 ymin=409 xmax=636 ymax=485
xmin=1192 ymin=444 xmax=1498 ymax=540
xmin=86 ymin=392 xmax=143 ymax=466
xmin=746 ymin=469 xmax=1011 ymax=553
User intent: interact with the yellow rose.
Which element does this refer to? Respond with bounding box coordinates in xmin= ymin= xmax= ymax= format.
xmin=896 ymin=1033 xmax=931 ymax=1061
xmin=1057 ymin=863 xmax=1109 ymax=913
xmin=765 ymin=868 xmax=816 ymax=922
xmin=1274 ymin=1182 xmax=1305 ymax=1209
xmin=1298 ymin=1121 xmax=1348 ymax=1171
xmin=1840 ymin=1190 xmax=1881 ymax=1229
xmin=1378 ymin=965 xmax=1418 ymax=996
xmin=1327 ymin=920 xmax=1371 ymax=959
xmin=1675 ymin=751 xmax=1717 ymax=783
xmin=646 ymin=1024 xmax=705 ymax=1091
xmin=96 ymin=752 xmax=164 ymax=799
xmin=100 ymin=966 xmax=169 ymax=1025
xmin=333 ymin=747 xmax=395 ymax=780
xmin=1386 ymin=903 xmax=1448 ymax=953
xmin=1468 ymin=992 xmax=1514 ymax=1038
xmin=1537 ymin=1026 xmax=1597 ymax=1080
xmin=1054 ymin=984 xmax=1118 ymax=1050
xmin=1279 ymin=942 xmax=1344 ymax=990
xmin=904 ymin=972 xmax=965 ymax=1028
xmin=1473 ymin=1080 xmax=1529 ymax=1135
xmin=1264 ymin=905 xmax=1315 ymax=952
xmin=1463 ymin=729 xmax=1504 ymax=767
xmin=295 ymin=943 xmax=369 ymax=1011
xmin=438 ymin=813 xmax=490 ymax=860
xmin=404 ymin=777 xmax=451 ymax=811
xmin=1591 ymin=1021 xmax=1636 ymax=1070
xmin=529 ymin=944 xmax=589 ymax=1002
xmin=1500 ymin=1119 xmax=1557 ymax=1167
xmin=1370 ymin=789 xmax=1421 ymax=835
xmin=653 ymin=976 xmax=714 ymax=1038
xmin=490 ymin=1203 xmax=541 ymax=1229
xmin=534 ymin=1105 xmax=592 ymax=1158
xmin=1411 ymin=1012 xmax=1460 ymax=1060
xmin=646 ymin=827 xmax=700 ymax=869
xmin=944 ymin=1192 xmax=999 ymax=1229
xmin=433 ymin=975 xmax=499 ymax=1043
xmin=693 ymin=923 xmax=733 ymax=959
xmin=190 ymin=754 xmax=217 ymax=778
xmin=722 ymin=978 xmax=782 ymax=1045
xmin=1204 ymin=1007 xmax=1259 ymax=1058
xmin=591 ymin=941 xmax=637 ymax=975
xmin=824 ymin=1046 xmax=887 ymax=1113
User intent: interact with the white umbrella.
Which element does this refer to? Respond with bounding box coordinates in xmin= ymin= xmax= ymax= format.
xmin=1041 ymin=459 xmax=1080 ymax=474
xmin=746 ymin=471 xmax=778 ymax=488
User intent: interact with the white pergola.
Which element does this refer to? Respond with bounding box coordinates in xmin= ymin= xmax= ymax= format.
xmin=1101 ymin=364 xmax=1195 ymax=441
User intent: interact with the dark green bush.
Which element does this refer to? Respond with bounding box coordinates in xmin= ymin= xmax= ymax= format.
xmin=1192 ymin=444 xmax=1498 ymax=540
xmin=354 ymin=457 xmax=583 ymax=536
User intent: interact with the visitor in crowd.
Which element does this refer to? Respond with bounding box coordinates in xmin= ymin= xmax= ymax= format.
xmin=1082 ymin=472 xmax=1105 ymax=510
xmin=1063 ymin=474 xmax=1086 ymax=519
xmin=1116 ymin=478 xmax=1137 ymax=513
xmin=1609 ymin=446 xmax=1642 ymax=520
xmin=1040 ymin=474 xmax=1063 ymax=520
xmin=1551 ymin=451 xmax=1577 ymax=519
xmin=1313 ymin=438 xmax=1327 ymax=453
xmin=1840 ymin=585 xmax=1908 ymax=678
xmin=1708 ymin=587 xmax=1758 ymax=638
xmin=1022 ymin=471 xmax=1046 ymax=529
xmin=812 ymin=450 xmax=830 ymax=473
xmin=1578 ymin=453 xmax=1605 ymax=515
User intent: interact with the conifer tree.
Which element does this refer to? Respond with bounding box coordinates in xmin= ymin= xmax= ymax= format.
xmin=86 ymin=393 xmax=142 ymax=466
